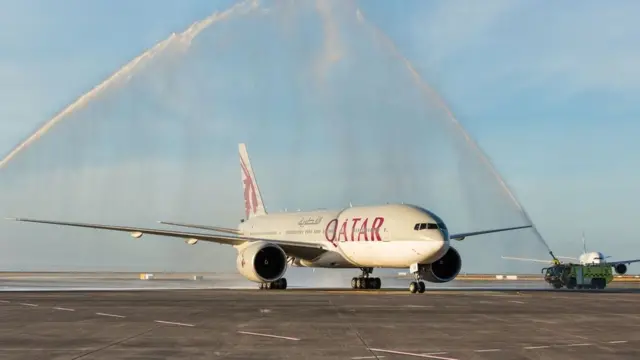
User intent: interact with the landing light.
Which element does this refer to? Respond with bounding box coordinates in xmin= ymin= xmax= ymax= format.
xmin=185 ymin=238 xmax=198 ymax=245
xmin=130 ymin=231 xmax=143 ymax=239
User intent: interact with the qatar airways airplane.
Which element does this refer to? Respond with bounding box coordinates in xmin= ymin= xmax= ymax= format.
xmin=503 ymin=233 xmax=640 ymax=275
xmin=6 ymin=143 xmax=532 ymax=293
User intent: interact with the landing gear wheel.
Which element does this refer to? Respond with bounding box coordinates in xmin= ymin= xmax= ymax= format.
xmin=418 ymin=281 xmax=425 ymax=293
xmin=278 ymin=278 xmax=287 ymax=290
xmin=258 ymin=278 xmax=287 ymax=290
xmin=409 ymin=281 xmax=418 ymax=294
xmin=351 ymin=268 xmax=379 ymax=290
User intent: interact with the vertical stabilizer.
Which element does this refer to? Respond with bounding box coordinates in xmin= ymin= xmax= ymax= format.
xmin=239 ymin=143 xmax=267 ymax=219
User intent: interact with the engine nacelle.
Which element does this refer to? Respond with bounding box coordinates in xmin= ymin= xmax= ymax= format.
xmin=236 ymin=241 xmax=288 ymax=283
xmin=615 ymin=263 xmax=627 ymax=275
xmin=422 ymin=246 xmax=462 ymax=283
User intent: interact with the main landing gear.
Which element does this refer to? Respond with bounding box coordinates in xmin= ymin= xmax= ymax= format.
xmin=259 ymin=278 xmax=287 ymax=290
xmin=351 ymin=267 xmax=381 ymax=290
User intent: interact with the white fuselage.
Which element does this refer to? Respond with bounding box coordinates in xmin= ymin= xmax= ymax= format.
xmin=236 ymin=203 xmax=450 ymax=269
xmin=579 ymin=251 xmax=607 ymax=265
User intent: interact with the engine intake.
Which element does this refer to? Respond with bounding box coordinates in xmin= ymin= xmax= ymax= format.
xmin=615 ymin=264 xmax=627 ymax=275
xmin=236 ymin=241 xmax=287 ymax=283
xmin=422 ymin=246 xmax=462 ymax=283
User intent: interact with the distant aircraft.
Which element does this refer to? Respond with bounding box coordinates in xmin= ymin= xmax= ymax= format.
xmin=6 ymin=143 xmax=532 ymax=294
xmin=502 ymin=232 xmax=640 ymax=275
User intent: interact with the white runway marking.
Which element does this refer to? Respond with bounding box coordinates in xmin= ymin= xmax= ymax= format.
xmin=352 ymin=356 xmax=386 ymax=359
xmin=154 ymin=320 xmax=195 ymax=327
xmin=53 ymin=307 xmax=75 ymax=312
xmin=19 ymin=303 xmax=38 ymax=307
xmin=370 ymin=348 xmax=459 ymax=360
xmin=422 ymin=353 xmax=449 ymax=356
xmin=0 ymin=300 xmax=10 ymax=303
xmin=96 ymin=312 xmax=125 ymax=318
xmin=474 ymin=349 xmax=501 ymax=352
xmin=608 ymin=341 xmax=628 ymax=344
xmin=509 ymin=300 xmax=525 ymax=304
xmin=524 ymin=345 xmax=551 ymax=349
xmin=566 ymin=343 xmax=592 ymax=347
xmin=237 ymin=331 xmax=300 ymax=341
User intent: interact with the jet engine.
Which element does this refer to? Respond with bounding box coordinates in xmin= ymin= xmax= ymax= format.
xmin=615 ymin=263 xmax=628 ymax=275
xmin=236 ymin=241 xmax=288 ymax=283
xmin=422 ymin=246 xmax=462 ymax=283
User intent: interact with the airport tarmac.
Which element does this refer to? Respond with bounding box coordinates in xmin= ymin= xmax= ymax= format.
xmin=2 ymin=271 xmax=640 ymax=292
xmin=1 ymin=286 xmax=639 ymax=359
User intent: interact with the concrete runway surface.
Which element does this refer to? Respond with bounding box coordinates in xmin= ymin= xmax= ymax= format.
xmin=1 ymin=278 xmax=639 ymax=359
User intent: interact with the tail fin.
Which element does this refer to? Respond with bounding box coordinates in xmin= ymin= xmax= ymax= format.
xmin=239 ymin=143 xmax=267 ymax=219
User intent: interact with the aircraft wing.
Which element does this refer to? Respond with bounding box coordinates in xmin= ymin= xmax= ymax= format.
xmin=157 ymin=221 xmax=240 ymax=235
xmin=501 ymin=256 xmax=555 ymax=264
xmin=5 ymin=217 xmax=327 ymax=260
xmin=605 ymin=259 xmax=640 ymax=267
xmin=449 ymin=225 xmax=532 ymax=240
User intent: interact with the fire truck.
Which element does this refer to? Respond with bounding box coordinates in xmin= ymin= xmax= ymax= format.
xmin=541 ymin=258 xmax=613 ymax=289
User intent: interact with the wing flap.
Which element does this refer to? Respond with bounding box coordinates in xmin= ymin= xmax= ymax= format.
xmin=158 ymin=221 xmax=241 ymax=235
xmin=450 ymin=225 xmax=532 ymax=240
xmin=6 ymin=218 xmax=327 ymax=256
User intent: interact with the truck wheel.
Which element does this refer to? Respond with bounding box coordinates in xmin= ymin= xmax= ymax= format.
xmin=567 ymin=278 xmax=577 ymax=289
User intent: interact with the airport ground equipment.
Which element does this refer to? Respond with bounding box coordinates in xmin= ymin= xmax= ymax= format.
xmin=541 ymin=262 xmax=613 ymax=289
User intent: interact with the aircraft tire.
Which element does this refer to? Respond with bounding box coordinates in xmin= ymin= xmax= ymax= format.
xmin=351 ymin=278 xmax=357 ymax=289
xmin=418 ymin=281 xmax=425 ymax=293
xmin=409 ymin=281 xmax=418 ymax=294
xmin=374 ymin=277 xmax=381 ymax=289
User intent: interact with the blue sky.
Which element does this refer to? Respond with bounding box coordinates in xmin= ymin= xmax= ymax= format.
xmin=0 ymin=0 xmax=638 ymax=275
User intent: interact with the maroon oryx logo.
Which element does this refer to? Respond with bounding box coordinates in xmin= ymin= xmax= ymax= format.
xmin=240 ymin=158 xmax=258 ymax=219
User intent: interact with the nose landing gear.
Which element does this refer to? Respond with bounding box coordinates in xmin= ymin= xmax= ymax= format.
xmin=408 ymin=263 xmax=426 ymax=294
xmin=409 ymin=280 xmax=426 ymax=294
xmin=351 ymin=267 xmax=381 ymax=290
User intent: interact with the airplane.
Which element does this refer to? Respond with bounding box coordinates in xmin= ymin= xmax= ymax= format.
xmin=6 ymin=143 xmax=533 ymax=294
xmin=502 ymin=232 xmax=640 ymax=275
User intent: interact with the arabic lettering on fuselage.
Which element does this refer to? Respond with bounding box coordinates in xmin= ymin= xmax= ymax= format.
xmin=297 ymin=216 xmax=323 ymax=226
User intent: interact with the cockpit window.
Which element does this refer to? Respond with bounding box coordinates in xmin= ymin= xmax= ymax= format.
xmin=414 ymin=223 xmax=439 ymax=231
